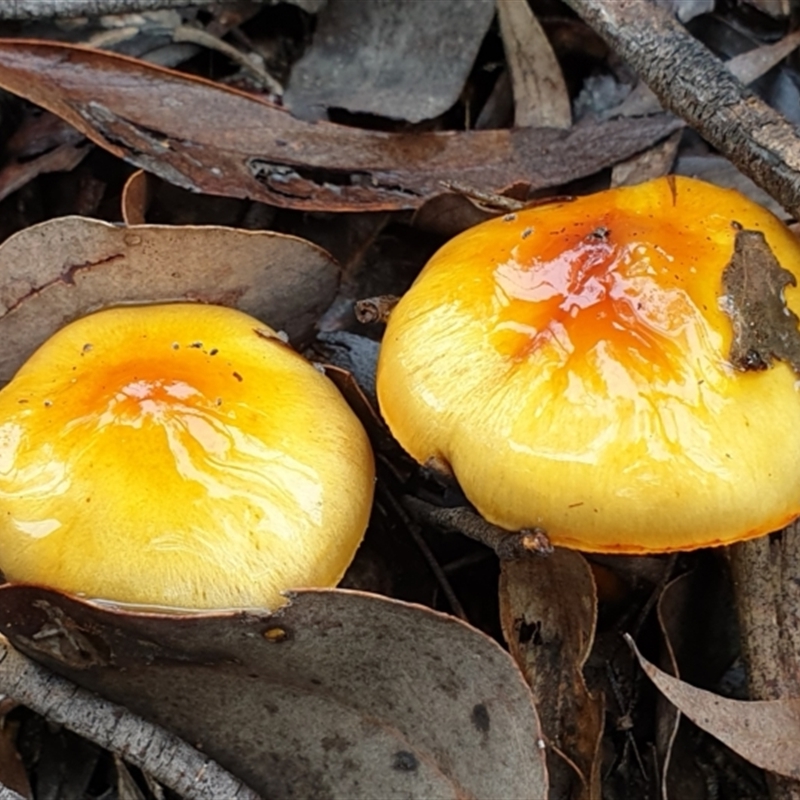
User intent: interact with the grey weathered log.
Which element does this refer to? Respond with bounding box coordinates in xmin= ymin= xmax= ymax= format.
xmin=562 ymin=0 xmax=800 ymax=218
xmin=729 ymin=523 xmax=800 ymax=799
xmin=0 ymin=0 xmax=225 ymax=19
xmin=0 ymin=635 xmax=262 ymax=800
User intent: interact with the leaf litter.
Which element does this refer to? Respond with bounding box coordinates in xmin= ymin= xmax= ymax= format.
xmin=0 ymin=1 xmax=800 ymax=798
xmin=284 ymin=0 xmax=495 ymax=123
xmin=0 ymin=39 xmax=682 ymax=212
xmin=0 ymin=585 xmax=548 ymax=800
xmin=0 ymin=216 xmax=339 ymax=381
xmin=628 ymin=633 xmax=800 ymax=780
xmin=499 ymin=549 xmax=603 ymax=800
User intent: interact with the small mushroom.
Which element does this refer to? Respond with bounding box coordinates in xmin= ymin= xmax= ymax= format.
xmin=0 ymin=303 xmax=374 ymax=610
xmin=377 ymin=176 xmax=800 ymax=553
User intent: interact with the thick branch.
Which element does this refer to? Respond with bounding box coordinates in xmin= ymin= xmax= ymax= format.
xmin=0 ymin=636 xmax=261 ymax=800
xmin=563 ymin=0 xmax=800 ymax=218
xmin=0 ymin=0 xmax=224 ymax=19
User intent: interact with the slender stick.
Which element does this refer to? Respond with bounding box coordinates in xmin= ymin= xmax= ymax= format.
xmin=0 ymin=636 xmax=261 ymax=800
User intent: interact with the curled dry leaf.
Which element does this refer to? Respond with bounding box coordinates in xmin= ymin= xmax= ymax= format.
xmin=499 ymin=549 xmax=603 ymax=800
xmin=628 ymin=634 xmax=800 ymax=780
xmin=0 ymin=40 xmax=683 ymax=212
xmin=0 ymin=585 xmax=548 ymax=800
xmin=285 ymin=0 xmax=495 ymax=123
xmin=120 ymin=170 xmax=154 ymax=225
xmin=0 ymin=216 xmax=339 ymax=381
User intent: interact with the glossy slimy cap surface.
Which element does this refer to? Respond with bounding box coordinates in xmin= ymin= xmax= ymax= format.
xmin=0 ymin=304 xmax=374 ymax=610
xmin=377 ymin=177 xmax=800 ymax=553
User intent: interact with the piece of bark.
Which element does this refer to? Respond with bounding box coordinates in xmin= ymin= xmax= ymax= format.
xmin=612 ymin=28 xmax=800 ymax=120
xmin=729 ymin=524 xmax=800 ymax=799
xmin=0 ymin=635 xmax=260 ymax=800
xmin=563 ymin=0 xmax=800 ymax=218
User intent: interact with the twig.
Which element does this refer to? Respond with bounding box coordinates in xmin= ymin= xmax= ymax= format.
xmin=0 ymin=636 xmax=261 ymax=800
xmin=173 ymin=24 xmax=283 ymax=95
xmin=563 ymin=0 xmax=800 ymax=218
xmin=0 ymin=0 xmax=224 ymax=18
xmin=440 ymin=180 xmax=527 ymax=213
xmin=403 ymin=496 xmax=553 ymax=560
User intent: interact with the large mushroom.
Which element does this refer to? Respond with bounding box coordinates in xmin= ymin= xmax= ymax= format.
xmin=0 ymin=303 xmax=374 ymax=611
xmin=377 ymin=176 xmax=800 ymax=553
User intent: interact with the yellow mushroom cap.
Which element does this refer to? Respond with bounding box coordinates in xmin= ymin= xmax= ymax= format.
xmin=377 ymin=177 xmax=800 ymax=553
xmin=0 ymin=303 xmax=374 ymax=610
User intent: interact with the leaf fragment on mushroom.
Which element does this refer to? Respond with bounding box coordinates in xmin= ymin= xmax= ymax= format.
xmin=721 ymin=228 xmax=800 ymax=374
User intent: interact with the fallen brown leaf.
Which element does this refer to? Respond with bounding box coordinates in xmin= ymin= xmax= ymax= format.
xmin=0 ymin=40 xmax=683 ymax=212
xmin=0 ymin=216 xmax=339 ymax=381
xmin=0 ymin=585 xmax=549 ymax=800
xmin=628 ymin=633 xmax=800 ymax=780
xmin=120 ymin=170 xmax=154 ymax=225
xmin=499 ymin=549 xmax=603 ymax=800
